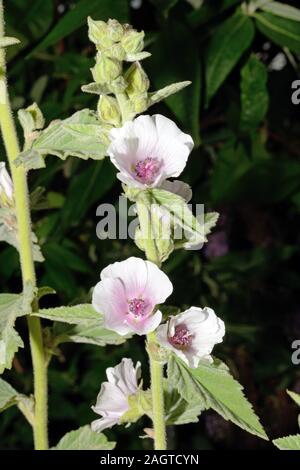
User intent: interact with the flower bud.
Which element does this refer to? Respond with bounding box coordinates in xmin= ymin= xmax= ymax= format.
xmin=104 ymin=43 xmax=126 ymax=61
xmin=91 ymin=54 xmax=122 ymax=84
xmin=106 ymin=19 xmax=124 ymax=42
xmin=0 ymin=162 xmax=14 ymax=206
xmin=130 ymin=92 xmax=148 ymax=113
xmin=121 ymin=29 xmax=144 ymax=54
xmin=108 ymin=76 xmax=128 ymax=94
xmin=125 ymin=62 xmax=149 ymax=97
xmin=87 ymin=17 xmax=108 ymax=44
xmin=97 ymin=95 xmax=121 ymax=127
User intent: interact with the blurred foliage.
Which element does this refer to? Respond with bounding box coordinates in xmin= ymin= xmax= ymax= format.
xmin=1 ymin=0 xmax=300 ymax=450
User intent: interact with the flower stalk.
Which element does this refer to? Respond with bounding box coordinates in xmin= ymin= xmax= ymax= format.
xmin=0 ymin=0 xmax=48 ymax=450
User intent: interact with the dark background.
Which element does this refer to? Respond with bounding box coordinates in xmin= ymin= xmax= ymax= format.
xmin=1 ymin=0 xmax=300 ymax=450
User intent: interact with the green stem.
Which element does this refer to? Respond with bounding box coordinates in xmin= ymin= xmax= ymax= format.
xmin=137 ymin=196 xmax=167 ymax=449
xmin=0 ymin=1 xmax=48 ymax=450
xmin=147 ymin=332 xmax=167 ymax=450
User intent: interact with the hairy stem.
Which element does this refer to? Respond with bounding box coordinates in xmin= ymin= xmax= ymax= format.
xmin=138 ymin=196 xmax=167 ymax=449
xmin=147 ymin=332 xmax=167 ymax=450
xmin=0 ymin=1 xmax=48 ymax=450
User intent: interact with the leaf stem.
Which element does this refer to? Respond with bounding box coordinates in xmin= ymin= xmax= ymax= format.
xmin=0 ymin=1 xmax=48 ymax=450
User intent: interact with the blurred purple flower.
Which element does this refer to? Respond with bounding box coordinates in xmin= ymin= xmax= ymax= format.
xmin=204 ymin=231 xmax=228 ymax=259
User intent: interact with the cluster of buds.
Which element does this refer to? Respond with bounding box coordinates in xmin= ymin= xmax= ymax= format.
xmin=85 ymin=17 xmax=151 ymax=132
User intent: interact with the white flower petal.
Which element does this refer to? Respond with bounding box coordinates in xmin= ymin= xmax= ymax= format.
xmin=0 ymin=162 xmax=13 ymax=200
xmin=107 ymin=114 xmax=193 ymax=188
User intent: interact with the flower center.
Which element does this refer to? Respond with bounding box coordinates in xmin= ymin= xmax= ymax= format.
xmin=169 ymin=324 xmax=192 ymax=350
xmin=128 ymin=298 xmax=147 ymax=318
xmin=134 ymin=157 xmax=160 ymax=185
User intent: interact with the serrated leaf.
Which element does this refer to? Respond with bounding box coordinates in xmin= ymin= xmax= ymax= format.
xmin=273 ymin=434 xmax=300 ymax=450
xmin=0 ymin=378 xmax=34 ymax=424
xmin=0 ymin=378 xmax=18 ymax=411
xmin=34 ymin=304 xmax=101 ymax=324
xmin=0 ymin=293 xmax=31 ymax=374
xmin=205 ymin=11 xmax=255 ymax=104
xmin=287 ymin=390 xmax=300 ymax=407
xmin=260 ymin=2 xmax=300 ymax=22
xmin=148 ymin=81 xmax=191 ymax=107
xmin=0 ymin=207 xmax=44 ymax=262
xmin=31 ymin=109 xmax=108 ymax=162
xmin=168 ymin=355 xmax=268 ymax=440
xmin=0 ymin=37 xmax=20 ymax=47
xmin=53 ymin=425 xmax=116 ymax=450
xmin=53 ymin=321 xmax=129 ymax=347
xmin=15 ymin=149 xmax=46 ymax=171
xmin=164 ymin=380 xmax=204 ymax=425
xmin=240 ymin=54 xmax=269 ymax=131
xmin=255 ymin=12 xmax=300 ymax=53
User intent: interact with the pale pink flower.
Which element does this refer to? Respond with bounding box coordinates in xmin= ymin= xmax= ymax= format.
xmin=91 ymin=358 xmax=141 ymax=432
xmin=107 ymin=114 xmax=194 ymax=189
xmin=0 ymin=162 xmax=13 ymax=201
xmin=157 ymin=306 xmax=225 ymax=368
xmin=92 ymin=256 xmax=173 ymax=335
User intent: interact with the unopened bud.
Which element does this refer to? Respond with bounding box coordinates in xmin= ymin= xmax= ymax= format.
xmin=106 ymin=19 xmax=124 ymax=42
xmin=91 ymin=54 xmax=122 ymax=84
xmin=104 ymin=43 xmax=126 ymax=61
xmin=121 ymin=29 xmax=144 ymax=55
xmin=125 ymin=62 xmax=149 ymax=96
xmin=97 ymin=95 xmax=121 ymax=126
xmin=87 ymin=17 xmax=108 ymax=44
xmin=131 ymin=92 xmax=148 ymax=113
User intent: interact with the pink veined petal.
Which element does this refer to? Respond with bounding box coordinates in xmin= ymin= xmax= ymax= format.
xmin=125 ymin=309 xmax=162 ymax=335
xmin=143 ymin=260 xmax=173 ymax=305
xmin=100 ymin=257 xmax=149 ymax=299
xmin=91 ymin=416 xmax=120 ymax=433
xmin=92 ymin=382 xmax=129 ymax=416
xmin=92 ymin=278 xmax=128 ymax=319
xmin=106 ymin=358 xmax=140 ymax=396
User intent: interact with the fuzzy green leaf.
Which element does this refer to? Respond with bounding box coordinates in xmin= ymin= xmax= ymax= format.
xmin=0 ymin=378 xmax=18 ymax=411
xmin=53 ymin=321 xmax=129 ymax=347
xmin=287 ymin=390 xmax=300 ymax=407
xmin=148 ymin=81 xmax=191 ymax=107
xmin=168 ymin=355 xmax=268 ymax=440
xmin=0 ymin=290 xmax=34 ymax=374
xmin=31 ymin=109 xmax=108 ymax=163
xmin=35 ymin=304 xmax=101 ymax=324
xmin=273 ymin=434 xmax=300 ymax=450
xmin=53 ymin=425 xmax=116 ymax=450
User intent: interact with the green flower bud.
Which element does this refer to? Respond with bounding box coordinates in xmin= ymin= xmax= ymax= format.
xmin=106 ymin=19 xmax=124 ymax=42
xmin=87 ymin=17 xmax=108 ymax=44
xmin=97 ymin=95 xmax=121 ymax=127
xmin=108 ymin=76 xmax=128 ymax=94
xmin=131 ymin=92 xmax=148 ymax=113
xmin=91 ymin=54 xmax=122 ymax=84
xmin=125 ymin=62 xmax=150 ymax=97
xmin=121 ymin=29 xmax=144 ymax=55
xmin=104 ymin=43 xmax=126 ymax=61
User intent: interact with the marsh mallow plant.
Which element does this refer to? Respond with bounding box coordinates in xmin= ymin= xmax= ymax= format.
xmin=0 ymin=6 xmax=269 ymax=450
